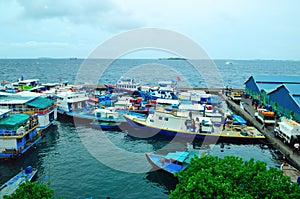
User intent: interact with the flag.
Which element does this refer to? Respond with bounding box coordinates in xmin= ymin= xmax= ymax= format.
xmin=59 ymin=77 xmax=62 ymax=82
xmin=177 ymin=76 xmax=181 ymax=82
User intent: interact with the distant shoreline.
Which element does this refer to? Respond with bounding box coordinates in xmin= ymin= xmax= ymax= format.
xmin=158 ymin=57 xmax=187 ymax=60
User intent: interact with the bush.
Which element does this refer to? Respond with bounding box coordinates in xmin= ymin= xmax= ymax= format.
xmin=170 ymin=156 xmax=300 ymax=199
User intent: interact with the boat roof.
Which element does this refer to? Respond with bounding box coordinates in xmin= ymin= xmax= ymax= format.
xmin=18 ymin=79 xmax=39 ymax=83
xmin=0 ymin=109 xmax=12 ymax=117
xmin=0 ymin=113 xmax=29 ymax=130
xmin=26 ymin=97 xmax=55 ymax=109
xmin=0 ymin=94 xmax=36 ymax=105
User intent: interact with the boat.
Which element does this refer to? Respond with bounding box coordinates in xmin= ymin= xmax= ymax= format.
xmin=280 ymin=161 xmax=300 ymax=185
xmin=0 ymin=166 xmax=38 ymax=198
xmin=0 ymin=92 xmax=57 ymax=131
xmin=0 ymin=109 xmax=41 ymax=158
xmin=123 ymin=106 xmax=265 ymax=141
xmin=116 ymin=77 xmax=141 ymax=92
xmin=145 ymin=144 xmax=204 ymax=174
xmin=90 ymin=121 xmax=122 ymax=131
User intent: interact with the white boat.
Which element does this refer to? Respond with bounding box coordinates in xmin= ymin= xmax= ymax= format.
xmin=123 ymin=105 xmax=265 ymax=141
xmin=0 ymin=109 xmax=41 ymax=158
xmin=12 ymin=79 xmax=40 ymax=91
xmin=0 ymin=93 xmax=57 ymax=131
xmin=116 ymin=77 xmax=141 ymax=92
xmin=56 ymin=89 xmax=89 ymax=115
xmin=0 ymin=166 xmax=37 ymax=198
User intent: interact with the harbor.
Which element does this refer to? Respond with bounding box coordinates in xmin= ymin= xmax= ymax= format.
xmin=0 ymin=59 xmax=300 ymax=198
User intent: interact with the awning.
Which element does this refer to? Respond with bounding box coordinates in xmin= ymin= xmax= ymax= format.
xmin=0 ymin=114 xmax=29 ymax=130
xmin=26 ymin=97 xmax=55 ymax=109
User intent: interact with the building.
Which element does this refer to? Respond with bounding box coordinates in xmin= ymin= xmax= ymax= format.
xmin=244 ymin=75 xmax=300 ymax=121
xmin=268 ymin=84 xmax=300 ymax=121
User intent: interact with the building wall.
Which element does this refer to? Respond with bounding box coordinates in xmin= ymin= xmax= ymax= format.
xmin=245 ymin=77 xmax=260 ymax=99
xmin=268 ymin=86 xmax=300 ymax=121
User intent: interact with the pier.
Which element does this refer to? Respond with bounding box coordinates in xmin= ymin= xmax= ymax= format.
xmin=224 ymin=95 xmax=300 ymax=170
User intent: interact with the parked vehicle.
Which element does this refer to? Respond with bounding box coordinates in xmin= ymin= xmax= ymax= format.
xmin=255 ymin=108 xmax=276 ymax=125
xmin=274 ymin=118 xmax=300 ymax=145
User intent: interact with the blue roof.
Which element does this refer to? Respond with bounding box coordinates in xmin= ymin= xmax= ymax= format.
xmin=253 ymin=75 xmax=300 ymax=84
xmin=294 ymin=96 xmax=300 ymax=107
xmin=256 ymin=83 xmax=283 ymax=92
xmin=284 ymin=84 xmax=300 ymax=95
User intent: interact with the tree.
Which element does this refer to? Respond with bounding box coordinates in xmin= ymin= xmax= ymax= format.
xmin=169 ymin=156 xmax=300 ymax=199
xmin=4 ymin=180 xmax=58 ymax=199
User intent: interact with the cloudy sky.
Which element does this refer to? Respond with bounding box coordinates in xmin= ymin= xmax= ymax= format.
xmin=0 ymin=0 xmax=299 ymax=59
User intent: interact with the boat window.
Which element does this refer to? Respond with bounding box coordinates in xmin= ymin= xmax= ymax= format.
xmin=150 ymin=119 xmax=154 ymax=122
xmin=159 ymin=116 xmax=163 ymax=120
xmin=165 ymin=117 xmax=169 ymax=121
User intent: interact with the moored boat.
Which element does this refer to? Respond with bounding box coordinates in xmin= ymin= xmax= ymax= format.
xmin=123 ymin=105 xmax=265 ymax=141
xmin=0 ymin=166 xmax=38 ymax=199
xmin=145 ymin=144 xmax=204 ymax=175
xmin=0 ymin=109 xmax=41 ymax=158
xmin=90 ymin=121 xmax=122 ymax=131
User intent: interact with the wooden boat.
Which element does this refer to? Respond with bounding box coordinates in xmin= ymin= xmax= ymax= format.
xmin=145 ymin=148 xmax=201 ymax=174
xmin=123 ymin=106 xmax=265 ymax=141
xmin=0 ymin=166 xmax=38 ymax=198
xmin=280 ymin=162 xmax=300 ymax=185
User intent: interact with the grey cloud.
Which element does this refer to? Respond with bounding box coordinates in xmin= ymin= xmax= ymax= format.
xmin=16 ymin=0 xmax=142 ymax=32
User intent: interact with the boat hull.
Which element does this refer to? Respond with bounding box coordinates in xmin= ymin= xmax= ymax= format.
xmin=124 ymin=115 xmax=265 ymax=142
xmin=145 ymin=153 xmax=183 ymax=174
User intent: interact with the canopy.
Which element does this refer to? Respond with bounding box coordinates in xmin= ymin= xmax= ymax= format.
xmin=26 ymin=97 xmax=55 ymax=109
xmin=0 ymin=114 xmax=29 ymax=130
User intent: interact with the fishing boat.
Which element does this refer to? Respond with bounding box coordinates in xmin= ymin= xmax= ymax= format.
xmin=0 ymin=93 xmax=57 ymax=131
xmin=123 ymin=105 xmax=265 ymax=141
xmin=0 ymin=166 xmax=38 ymax=198
xmin=0 ymin=109 xmax=41 ymax=158
xmin=116 ymin=77 xmax=141 ymax=92
xmin=280 ymin=161 xmax=300 ymax=185
xmin=145 ymin=144 xmax=204 ymax=174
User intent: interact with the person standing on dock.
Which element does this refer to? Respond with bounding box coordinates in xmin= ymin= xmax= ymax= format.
xmin=293 ymin=143 xmax=299 ymax=154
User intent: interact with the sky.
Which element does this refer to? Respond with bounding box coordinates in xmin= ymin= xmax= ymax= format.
xmin=0 ymin=0 xmax=299 ymax=60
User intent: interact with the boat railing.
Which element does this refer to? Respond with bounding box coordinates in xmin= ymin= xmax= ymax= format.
xmin=0 ymin=116 xmax=39 ymax=137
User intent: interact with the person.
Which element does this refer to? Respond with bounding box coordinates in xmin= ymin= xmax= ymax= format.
xmin=293 ymin=143 xmax=299 ymax=154
xmin=261 ymin=122 xmax=265 ymax=130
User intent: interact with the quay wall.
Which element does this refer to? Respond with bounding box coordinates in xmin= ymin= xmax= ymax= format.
xmin=225 ymin=96 xmax=300 ymax=170
xmin=78 ymin=84 xmax=244 ymax=94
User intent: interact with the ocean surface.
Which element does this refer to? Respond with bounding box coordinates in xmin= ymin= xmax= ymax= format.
xmin=0 ymin=59 xmax=300 ymax=199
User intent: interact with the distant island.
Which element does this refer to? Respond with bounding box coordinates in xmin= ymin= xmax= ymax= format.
xmin=159 ymin=57 xmax=187 ymax=60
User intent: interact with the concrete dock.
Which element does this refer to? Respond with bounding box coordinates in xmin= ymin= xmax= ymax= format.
xmin=224 ymin=95 xmax=300 ymax=170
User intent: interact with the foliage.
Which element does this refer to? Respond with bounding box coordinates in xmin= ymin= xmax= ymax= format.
xmin=4 ymin=180 xmax=60 ymax=199
xmin=169 ymin=155 xmax=300 ymax=199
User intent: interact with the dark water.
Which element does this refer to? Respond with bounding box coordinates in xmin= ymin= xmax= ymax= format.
xmin=0 ymin=59 xmax=300 ymax=199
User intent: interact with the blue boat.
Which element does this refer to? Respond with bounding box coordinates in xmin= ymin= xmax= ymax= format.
xmin=145 ymin=150 xmax=200 ymax=174
xmin=0 ymin=166 xmax=38 ymax=198
xmin=0 ymin=109 xmax=41 ymax=158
